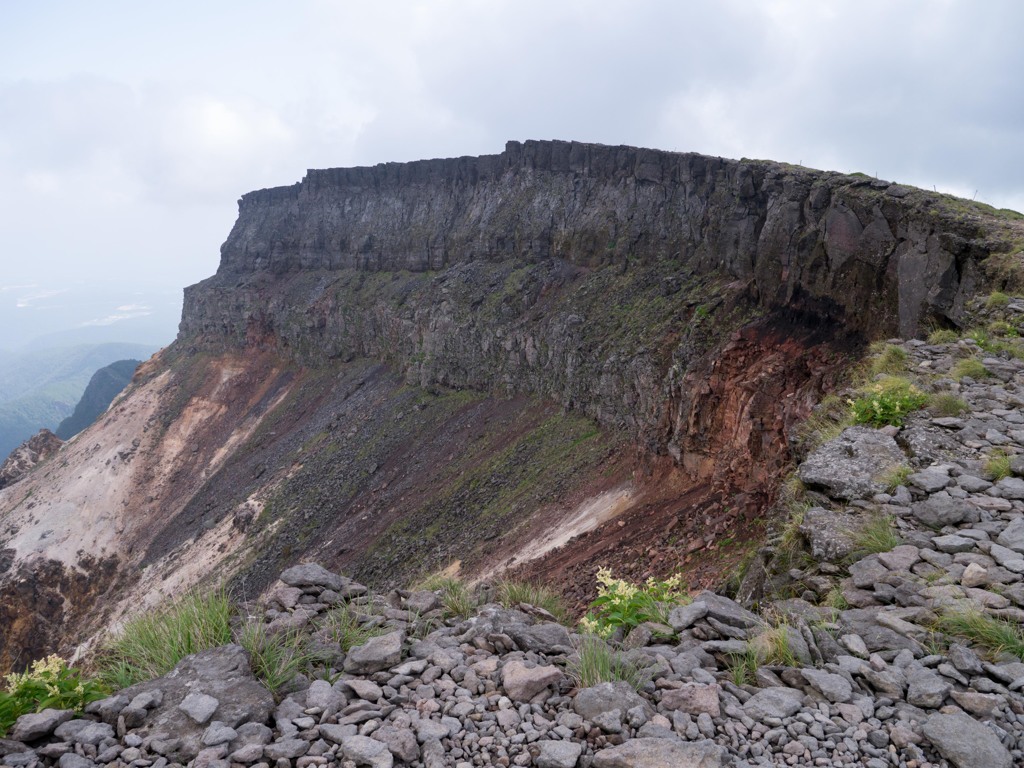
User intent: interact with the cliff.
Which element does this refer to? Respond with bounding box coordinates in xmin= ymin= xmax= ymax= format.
xmin=1 ymin=141 xmax=1022 ymax=673
xmin=55 ymin=359 xmax=141 ymax=440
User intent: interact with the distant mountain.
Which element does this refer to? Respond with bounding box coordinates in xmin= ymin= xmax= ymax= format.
xmin=0 ymin=343 xmax=156 ymax=458
xmin=55 ymin=359 xmax=141 ymax=440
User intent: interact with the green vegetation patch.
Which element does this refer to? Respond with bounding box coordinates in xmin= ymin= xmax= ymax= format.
xmin=849 ymin=376 xmax=928 ymax=428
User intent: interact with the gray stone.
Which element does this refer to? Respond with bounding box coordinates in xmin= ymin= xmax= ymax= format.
xmin=659 ymin=683 xmax=721 ymax=717
xmin=344 ymin=629 xmax=405 ymax=674
xmin=800 ymin=668 xmax=852 ymax=703
xmin=508 ymin=622 xmax=573 ymax=653
xmin=989 ymin=543 xmax=1024 ymax=573
xmin=876 ymin=544 xmax=919 ymax=572
xmin=279 ymin=562 xmax=346 ymax=592
xmin=961 ymin=561 xmax=989 ymax=587
xmin=319 ymin=724 xmax=358 ymax=744
xmin=906 ymin=666 xmax=950 ymax=708
xmin=9 ymin=709 xmax=74 ymax=742
xmin=179 ymin=692 xmax=220 ymax=725
xmin=996 ymin=516 xmax=1024 ymax=553
xmin=911 ymin=495 xmax=969 ymax=528
xmin=535 ymin=739 xmax=583 ymax=768
xmin=932 ymin=534 xmax=976 ymax=553
xmin=742 ymin=687 xmax=805 ymax=720
xmin=693 ymin=591 xmax=760 ymax=629
xmin=958 ymin=474 xmax=992 ymax=492
xmin=372 ymin=725 xmax=419 ymax=763
xmin=404 ymin=590 xmax=441 ymax=613
xmin=574 ymin=682 xmax=649 ymax=721
xmin=798 ymin=507 xmax=858 ymax=562
xmin=798 ymin=427 xmax=905 ymax=501
xmin=907 ymin=468 xmax=950 ymax=493
xmin=667 ymin=601 xmax=708 ymax=631
xmin=849 ymin=556 xmax=889 ymax=589
xmin=201 ymin=722 xmax=237 ymax=746
xmin=921 ymin=712 xmax=1012 ymax=768
xmin=593 ymin=709 xmax=623 ymax=733
xmin=996 ymin=476 xmax=1024 ymax=499
xmin=263 ymin=738 xmax=309 ymax=761
xmin=592 ymin=737 xmax=727 ymax=768
xmin=53 ymin=721 xmax=113 ymax=746
xmin=341 ymin=734 xmax=394 ymax=768
xmin=58 ymin=754 xmax=95 ymax=768
xmin=502 ymin=660 xmax=563 ymax=702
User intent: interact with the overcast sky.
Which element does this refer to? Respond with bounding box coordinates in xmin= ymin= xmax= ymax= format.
xmin=1 ymin=0 xmax=1022 ymax=349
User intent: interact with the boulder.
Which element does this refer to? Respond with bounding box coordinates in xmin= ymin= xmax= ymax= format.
xmin=344 ymin=630 xmax=405 ymax=674
xmin=501 ymin=660 xmax=563 ymax=702
xmin=535 ymin=739 xmax=583 ymax=768
xmin=742 ymin=687 xmax=805 ymax=720
xmin=922 ymin=712 xmax=1012 ymax=768
xmin=115 ymin=644 xmax=274 ymax=762
xmin=798 ymin=427 xmax=905 ymax=500
xmin=574 ymin=682 xmax=650 ymax=720
xmin=8 ymin=709 xmax=74 ymax=742
xmin=592 ymin=737 xmax=728 ymax=768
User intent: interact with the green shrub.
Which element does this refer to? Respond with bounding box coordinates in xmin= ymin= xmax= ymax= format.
xmin=928 ymin=392 xmax=970 ymax=417
xmin=986 ymin=291 xmax=1011 ymax=309
xmin=580 ymin=568 xmax=689 ymax=637
xmin=849 ymin=377 xmax=928 ymax=427
xmin=496 ymin=580 xmax=570 ymax=624
xmin=927 ymin=328 xmax=960 ymax=344
xmin=937 ymin=608 xmax=1024 ymax=661
xmin=0 ymin=656 xmax=107 ymax=737
xmin=238 ymin=622 xmax=321 ymax=696
xmin=97 ymin=590 xmax=233 ymax=689
xmin=952 ymin=358 xmax=991 ymax=380
xmin=567 ymin=634 xmax=650 ymax=691
xmin=870 ymin=344 xmax=908 ymax=376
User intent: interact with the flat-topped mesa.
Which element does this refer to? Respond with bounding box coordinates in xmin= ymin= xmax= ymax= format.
xmin=197 ymin=140 xmax=1016 ymax=341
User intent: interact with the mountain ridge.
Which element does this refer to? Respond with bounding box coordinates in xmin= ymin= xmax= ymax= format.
xmin=0 ymin=140 xmax=1022 ymax=675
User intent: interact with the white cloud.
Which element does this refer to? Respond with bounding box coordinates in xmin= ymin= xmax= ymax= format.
xmin=15 ymin=289 xmax=67 ymax=308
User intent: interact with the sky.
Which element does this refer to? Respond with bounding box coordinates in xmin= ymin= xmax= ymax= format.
xmin=1 ymin=0 xmax=1022 ymax=349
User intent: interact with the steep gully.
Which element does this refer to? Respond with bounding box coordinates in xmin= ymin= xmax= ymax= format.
xmin=0 ymin=139 xmax=1019 ymax=672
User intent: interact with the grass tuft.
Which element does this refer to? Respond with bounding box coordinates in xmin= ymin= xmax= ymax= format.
xmin=96 ymin=589 xmax=232 ymax=689
xmin=952 ymin=358 xmax=991 ymax=380
xmin=936 ymin=608 xmax=1024 ymax=661
xmin=237 ymin=622 xmax=321 ymax=696
xmin=984 ymin=450 xmax=1012 ymax=481
xmin=567 ymin=635 xmax=650 ymax=691
xmin=928 ymin=392 xmax=970 ymax=417
xmin=850 ymin=511 xmax=900 ymax=555
xmin=849 ymin=376 xmax=928 ymax=428
xmin=726 ymin=647 xmax=760 ymax=687
xmin=417 ymin=574 xmax=479 ymax=619
xmin=986 ymin=291 xmax=1011 ymax=310
xmin=870 ymin=344 xmax=908 ymax=376
xmin=927 ymin=328 xmax=960 ymax=344
xmin=319 ymin=603 xmax=388 ymax=651
xmin=496 ymin=580 xmax=570 ymax=624
xmin=878 ymin=464 xmax=912 ymax=493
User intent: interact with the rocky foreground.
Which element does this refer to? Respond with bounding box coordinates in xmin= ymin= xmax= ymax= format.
xmin=6 ymin=332 xmax=1024 ymax=767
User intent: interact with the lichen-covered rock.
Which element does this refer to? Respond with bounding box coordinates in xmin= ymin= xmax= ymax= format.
xmin=798 ymin=427 xmax=905 ymax=500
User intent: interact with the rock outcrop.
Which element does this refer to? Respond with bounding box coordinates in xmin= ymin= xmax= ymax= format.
xmin=0 ymin=429 xmax=62 ymax=490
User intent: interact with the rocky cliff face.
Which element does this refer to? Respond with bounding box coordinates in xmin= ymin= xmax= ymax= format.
xmin=0 ymin=429 xmax=62 ymax=490
xmin=1 ymin=141 xmax=1022 ymax=672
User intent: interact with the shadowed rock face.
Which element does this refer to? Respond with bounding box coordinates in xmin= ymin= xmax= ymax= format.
xmin=185 ymin=139 xmax=1016 ymax=344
